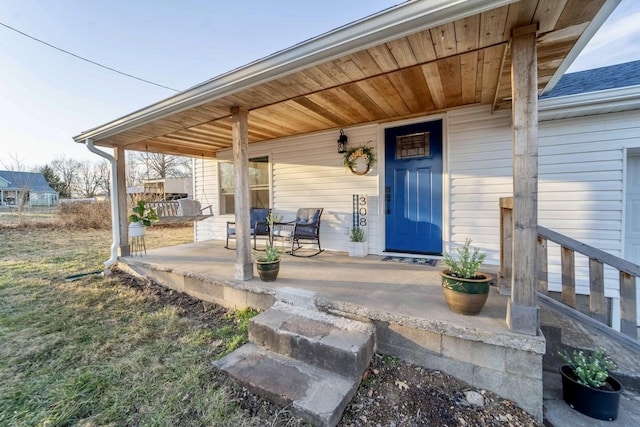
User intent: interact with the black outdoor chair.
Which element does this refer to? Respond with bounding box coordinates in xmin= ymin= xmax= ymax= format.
xmin=286 ymin=208 xmax=324 ymax=257
xmin=225 ymin=208 xmax=271 ymax=250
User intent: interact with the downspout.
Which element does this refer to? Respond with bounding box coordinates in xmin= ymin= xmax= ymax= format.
xmin=85 ymin=138 xmax=119 ymax=267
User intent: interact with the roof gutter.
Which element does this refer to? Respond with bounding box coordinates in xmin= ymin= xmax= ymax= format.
xmin=541 ymin=0 xmax=622 ymax=96
xmin=73 ymin=0 xmax=516 ymax=143
xmin=85 ymin=138 xmax=120 ymax=267
xmin=539 ymin=84 xmax=640 ymax=120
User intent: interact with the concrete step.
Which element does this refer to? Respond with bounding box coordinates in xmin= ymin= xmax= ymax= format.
xmin=214 ymin=343 xmax=358 ymax=427
xmin=249 ymin=301 xmax=375 ymax=379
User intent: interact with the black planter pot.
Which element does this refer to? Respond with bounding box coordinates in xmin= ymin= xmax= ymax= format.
xmin=560 ymin=365 xmax=623 ymax=421
xmin=256 ymin=260 xmax=280 ymax=282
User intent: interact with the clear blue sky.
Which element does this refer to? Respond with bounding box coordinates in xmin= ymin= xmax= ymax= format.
xmin=1 ymin=0 xmax=639 ymax=169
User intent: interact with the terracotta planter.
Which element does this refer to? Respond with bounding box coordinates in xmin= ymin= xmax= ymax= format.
xmin=440 ymin=270 xmax=492 ymax=315
xmin=561 ymin=365 xmax=622 ymax=421
xmin=128 ymin=222 xmax=146 ymax=237
xmin=256 ymin=260 xmax=280 ymax=282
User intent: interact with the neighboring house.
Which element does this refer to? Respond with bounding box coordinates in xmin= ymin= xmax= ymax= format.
xmin=127 ymin=177 xmax=193 ymax=200
xmin=0 ymin=170 xmax=59 ymax=207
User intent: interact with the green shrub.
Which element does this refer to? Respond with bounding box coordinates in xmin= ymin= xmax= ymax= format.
xmin=560 ymin=347 xmax=615 ymax=388
xmin=350 ymin=227 xmax=365 ymax=242
xmin=442 ymin=239 xmax=486 ymax=279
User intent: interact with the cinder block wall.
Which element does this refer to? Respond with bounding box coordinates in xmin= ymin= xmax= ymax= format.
xmin=374 ymin=321 xmax=544 ymax=422
xmin=119 ymin=261 xmax=544 ymax=422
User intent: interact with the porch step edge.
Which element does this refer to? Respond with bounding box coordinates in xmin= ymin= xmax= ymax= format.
xmin=213 ymin=343 xmax=358 ymax=427
xmin=250 ymin=304 xmax=375 ymax=379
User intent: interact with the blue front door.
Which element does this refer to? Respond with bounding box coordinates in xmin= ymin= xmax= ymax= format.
xmin=385 ymin=120 xmax=443 ymax=254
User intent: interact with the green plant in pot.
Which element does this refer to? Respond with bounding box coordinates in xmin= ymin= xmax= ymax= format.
xmin=348 ymin=227 xmax=368 ymax=257
xmin=255 ymin=211 xmax=283 ymax=281
xmin=559 ymin=347 xmax=622 ymax=421
xmin=440 ymin=239 xmax=492 ymax=315
xmin=128 ymin=200 xmax=159 ymax=237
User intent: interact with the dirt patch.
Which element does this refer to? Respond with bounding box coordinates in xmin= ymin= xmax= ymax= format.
xmin=112 ymin=270 xmax=541 ymax=427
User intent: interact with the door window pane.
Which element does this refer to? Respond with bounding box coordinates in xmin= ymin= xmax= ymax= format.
xmin=396 ymin=132 xmax=430 ymax=159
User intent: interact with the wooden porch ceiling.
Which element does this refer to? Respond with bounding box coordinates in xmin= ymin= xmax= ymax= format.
xmin=85 ymin=0 xmax=608 ymax=158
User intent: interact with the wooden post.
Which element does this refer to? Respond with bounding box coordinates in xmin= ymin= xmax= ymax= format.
xmin=537 ymin=236 xmax=548 ymax=293
xmin=115 ymin=146 xmax=130 ymax=256
xmin=588 ymin=258 xmax=607 ymax=325
xmin=560 ymin=246 xmax=576 ymax=307
xmin=620 ymin=272 xmax=638 ymax=338
xmin=231 ymin=106 xmax=253 ymax=280
xmin=498 ymin=197 xmax=513 ymax=295
xmin=507 ymin=24 xmax=539 ymax=336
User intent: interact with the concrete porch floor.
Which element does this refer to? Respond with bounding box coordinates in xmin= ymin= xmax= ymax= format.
xmin=121 ymin=240 xmax=519 ymax=337
xmin=119 ymin=239 xmax=546 ymax=421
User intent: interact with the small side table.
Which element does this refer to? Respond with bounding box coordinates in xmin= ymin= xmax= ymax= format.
xmin=131 ymin=236 xmax=147 ymax=256
xmin=272 ymin=222 xmax=295 ymax=253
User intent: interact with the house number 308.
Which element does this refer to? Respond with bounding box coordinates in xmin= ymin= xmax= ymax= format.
xmin=358 ymin=196 xmax=367 ymax=227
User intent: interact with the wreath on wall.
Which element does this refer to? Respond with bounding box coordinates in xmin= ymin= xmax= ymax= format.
xmin=343 ymin=146 xmax=376 ymax=176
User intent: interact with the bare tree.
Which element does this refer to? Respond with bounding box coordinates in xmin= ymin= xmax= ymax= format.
xmin=52 ymin=156 xmax=82 ymax=198
xmin=133 ymin=152 xmax=191 ymax=179
xmin=73 ymin=161 xmax=104 ymax=198
xmin=1 ymin=152 xmax=35 ymax=172
xmin=96 ymin=160 xmax=111 ymax=197
xmin=125 ymin=152 xmax=145 ymax=187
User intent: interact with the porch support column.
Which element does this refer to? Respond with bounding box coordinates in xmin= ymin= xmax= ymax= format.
xmin=231 ymin=106 xmax=253 ymax=280
xmin=507 ymin=24 xmax=539 ymax=336
xmin=115 ymin=146 xmax=130 ymax=256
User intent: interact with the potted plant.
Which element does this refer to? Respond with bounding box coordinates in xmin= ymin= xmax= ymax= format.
xmin=255 ymin=211 xmax=283 ymax=281
xmin=440 ymin=239 xmax=492 ymax=315
xmin=559 ymin=347 xmax=622 ymax=421
xmin=255 ymin=241 xmax=283 ymax=281
xmin=348 ymin=227 xmax=368 ymax=257
xmin=128 ymin=200 xmax=159 ymax=237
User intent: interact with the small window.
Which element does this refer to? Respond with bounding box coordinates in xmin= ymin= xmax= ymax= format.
xmin=219 ymin=157 xmax=270 ymax=214
xmin=396 ymin=132 xmax=430 ymax=159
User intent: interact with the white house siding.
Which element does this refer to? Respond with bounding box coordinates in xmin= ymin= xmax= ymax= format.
xmin=447 ymin=105 xmax=513 ymax=264
xmin=193 ymin=158 xmax=220 ymax=240
xmin=447 ymin=105 xmax=640 ymax=304
xmin=538 ymin=111 xmax=632 ymax=298
xmin=194 ymin=104 xmax=639 ymax=308
xmin=539 ymin=108 xmax=640 ymax=327
xmin=194 ymin=125 xmax=379 ymax=253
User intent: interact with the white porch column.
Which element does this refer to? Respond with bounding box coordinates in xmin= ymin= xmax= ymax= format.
xmin=115 ymin=146 xmax=130 ymax=256
xmin=231 ymin=106 xmax=253 ymax=280
xmin=507 ymin=24 xmax=539 ymax=336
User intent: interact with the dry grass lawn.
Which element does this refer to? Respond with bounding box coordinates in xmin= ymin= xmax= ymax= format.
xmin=0 ymin=223 xmax=264 ymax=426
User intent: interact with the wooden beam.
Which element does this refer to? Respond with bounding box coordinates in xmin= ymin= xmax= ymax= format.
xmin=231 ymin=106 xmax=253 ymax=280
xmin=114 ymin=146 xmax=130 ymax=256
xmin=507 ymin=23 xmax=539 ymax=336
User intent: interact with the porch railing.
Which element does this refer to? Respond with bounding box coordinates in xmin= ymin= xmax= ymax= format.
xmin=499 ymin=196 xmax=639 ymax=340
